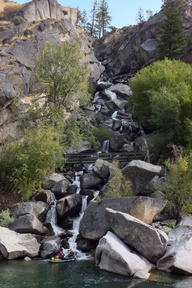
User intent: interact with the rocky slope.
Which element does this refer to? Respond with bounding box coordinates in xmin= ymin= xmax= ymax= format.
xmin=94 ymin=1 xmax=192 ymax=81
xmin=0 ymin=0 xmax=104 ymax=145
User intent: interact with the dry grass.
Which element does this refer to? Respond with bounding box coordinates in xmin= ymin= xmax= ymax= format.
xmin=0 ymin=1 xmax=22 ymax=20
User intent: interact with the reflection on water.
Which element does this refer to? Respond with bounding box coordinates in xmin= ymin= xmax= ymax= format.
xmin=0 ymin=259 xmax=192 ymax=288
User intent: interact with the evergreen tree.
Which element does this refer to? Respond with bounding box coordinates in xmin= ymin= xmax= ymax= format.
xmin=95 ymin=0 xmax=111 ymax=38
xmin=90 ymin=0 xmax=98 ymax=37
xmin=157 ymin=0 xmax=186 ymax=60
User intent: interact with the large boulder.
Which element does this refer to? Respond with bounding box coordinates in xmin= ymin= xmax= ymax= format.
xmin=51 ymin=178 xmax=71 ymax=199
xmin=106 ymin=208 xmax=168 ymax=264
xmin=95 ymin=231 xmax=153 ymax=278
xmin=40 ymin=236 xmax=61 ymax=259
xmin=56 ymin=194 xmax=82 ymax=220
xmin=10 ymin=201 xmax=49 ymax=222
xmin=157 ymin=226 xmax=192 ymax=274
xmin=80 ymin=171 xmax=104 ymax=190
xmin=16 ymin=0 xmax=65 ymax=21
xmin=122 ymin=160 xmax=163 ymax=195
xmin=79 ymin=197 xmax=167 ymax=240
xmin=0 ymin=227 xmax=40 ymax=259
xmin=9 ymin=214 xmax=48 ymax=235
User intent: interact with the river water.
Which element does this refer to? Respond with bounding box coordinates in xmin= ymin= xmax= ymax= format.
xmin=0 ymin=259 xmax=192 ymax=288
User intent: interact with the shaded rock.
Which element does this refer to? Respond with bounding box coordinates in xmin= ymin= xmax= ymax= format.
xmin=95 ymin=231 xmax=153 ymax=278
xmin=80 ymin=171 xmax=104 ymax=189
xmin=67 ymin=140 xmax=93 ymax=154
xmin=56 ymin=194 xmax=82 ymax=220
xmin=157 ymin=226 xmax=192 ymax=274
xmin=10 ymin=201 xmax=49 ymax=222
xmin=33 ymin=190 xmax=53 ymax=204
xmin=51 ymin=178 xmax=71 ymax=199
xmin=40 ymin=236 xmax=61 ymax=259
xmin=122 ymin=160 xmax=163 ymax=195
xmin=108 ymin=83 xmax=132 ymax=99
xmin=79 ymin=196 xmax=167 ymax=240
xmin=92 ymin=159 xmax=110 ymax=179
xmin=9 ymin=214 xmax=48 ymax=235
xmin=76 ymin=235 xmax=98 ymax=253
xmin=106 ymin=208 xmax=168 ymax=264
xmin=0 ymin=81 xmax=19 ymax=107
xmin=44 ymin=173 xmax=65 ymax=190
xmin=0 ymin=227 xmax=40 ymax=259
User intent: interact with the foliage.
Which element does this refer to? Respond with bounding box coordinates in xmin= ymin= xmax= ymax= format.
xmin=164 ymin=145 xmax=192 ymax=217
xmin=93 ymin=126 xmax=112 ymax=144
xmin=105 ymin=160 xmax=133 ymax=198
xmin=157 ymin=0 xmax=185 ymax=60
xmin=11 ymin=15 xmax=26 ymax=26
xmin=129 ymin=58 xmax=192 ymax=156
xmin=0 ymin=209 xmax=14 ymax=227
xmin=136 ymin=7 xmax=145 ymax=24
xmin=0 ymin=124 xmax=65 ymax=200
xmin=30 ymin=41 xmax=91 ymax=110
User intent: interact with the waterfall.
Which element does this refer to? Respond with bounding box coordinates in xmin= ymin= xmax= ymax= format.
xmin=45 ymin=193 xmax=64 ymax=235
xmin=139 ymin=125 xmax=150 ymax=163
xmin=99 ymin=139 xmax=109 ymax=153
xmin=67 ymin=195 xmax=88 ymax=259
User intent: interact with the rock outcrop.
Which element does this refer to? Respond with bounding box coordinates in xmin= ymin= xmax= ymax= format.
xmin=95 ymin=231 xmax=153 ymax=279
xmin=79 ymin=196 xmax=167 ymax=240
xmin=106 ymin=208 xmax=168 ymax=264
xmin=0 ymin=227 xmax=40 ymax=259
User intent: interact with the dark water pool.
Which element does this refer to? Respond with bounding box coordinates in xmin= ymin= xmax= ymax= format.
xmin=0 ymin=259 xmax=192 ymax=288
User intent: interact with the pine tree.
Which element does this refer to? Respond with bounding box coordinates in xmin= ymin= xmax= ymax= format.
xmin=95 ymin=0 xmax=111 ymax=38
xmin=157 ymin=0 xmax=186 ymax=60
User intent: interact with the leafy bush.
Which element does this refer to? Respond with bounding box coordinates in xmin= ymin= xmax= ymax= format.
xmin=105 ymin=160 xmax=133 ymax=198
xmin=164 ymin=145 xmax=192 ymax=217
xmin=0 ymin=124 xmax=65 ymax=199
xmin=0 ymin=209 xmax=14 ymax=227
xmin=93 ymin=126 xmax=112 ymax=144
xmin=11 ymin=16 xmax=26 ymax=26
xmin=129 ymin=59 xmax=192 ymax=156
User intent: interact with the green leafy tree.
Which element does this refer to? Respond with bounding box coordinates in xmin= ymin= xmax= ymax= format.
xmin=157 ymin=0 xmax=186 ymax=60
xmin=129 ymin=58 xmax=192 ymax=156
xmin=164 ymin=145 xmax=192 ymax=217
xmin=0 ymin=124 xmax=65 ymax=199
xmin=30 ymin=41 xmax=91 ymax=110
xmin=0 ymin=209 xmax=14 ymax=227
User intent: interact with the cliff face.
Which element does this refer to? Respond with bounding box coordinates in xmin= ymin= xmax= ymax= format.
xmin=0 ymin=0 xmax=104 ymax=145
xmin=94 ymin=2 xmax=192 ymax=80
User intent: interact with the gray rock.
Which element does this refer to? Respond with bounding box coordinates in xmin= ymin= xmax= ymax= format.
xmin=92 ymin=159 xmax=110 ymax=179
xmin=16 ymin=0 xmax=65 ymax=21
xmin=106 ymin=208 xmax=168 ymax=264
xmin=157 ymin=226 xmax=192 ymax=274
xmin=56 ymin=194 xmax=82 ymax=220
xmin=10 ymin=201 xmax=49 ymax=222
xmin=52 ymin=178 xmax=71 ymax=199
xmin=40 ymin=236 xmax=61 ymax=259
xmin=9 ymin=214 xmax=48 ymax=235
xmin=79 ymin=196 xmax=167 ymax=240
xmin=0 ymin=227 xmax=40 ymax=259
xmin=95 ymin=231 xmax=153 ymax=278
xmin=80 ymin=171 xmax=104 ymax=189
xmin=108 ymin=83 xmax=132 ymax=99
xmin=122 ymin=160 xmax=163 ymax=195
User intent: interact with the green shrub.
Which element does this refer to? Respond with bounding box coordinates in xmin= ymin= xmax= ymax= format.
xmin=0 ymin=209 xmax=14 ymax=227
xmin=11 ymin=16 xmax=26 ymax=26
xmin=0 ymin=124 xmax=65 ymax=199
xmin=93 ymin=126 xmax=112 ymax=144
xmin=105 ymin=160 xmax=133 ymax=198
xmin=164 ymin=146 xmax=192 ymax=217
